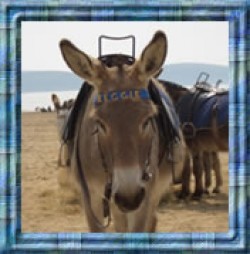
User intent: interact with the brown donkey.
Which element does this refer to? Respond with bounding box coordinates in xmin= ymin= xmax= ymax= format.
xmin=59 ymin=31 xmax=187 ymax=232
xmin=160 ymin=80 xmax=228 ymax=199
xmin=51 ymin=94 xmax=81 ymax=205
xmin=203 ymin=151 xmax=223 ymax=194
xmin=51 ymin=94 xmax=75 ymax=166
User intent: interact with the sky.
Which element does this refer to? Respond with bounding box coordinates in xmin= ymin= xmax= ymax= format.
xmin=21 ymin=21 xmax=229 ymax=71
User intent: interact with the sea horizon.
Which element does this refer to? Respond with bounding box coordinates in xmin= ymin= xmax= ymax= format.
xmin=22 ymin=90 xmax=78 ymax=112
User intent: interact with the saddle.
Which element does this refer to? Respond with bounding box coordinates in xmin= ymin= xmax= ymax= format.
xmin=176 ymin=81 xmax=229 ymax=138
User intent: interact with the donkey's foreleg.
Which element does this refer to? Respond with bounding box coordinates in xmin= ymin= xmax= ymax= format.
xmin=192 ymin=153 xmax=204 ymax=200
xmin=148 ymin=214 xmax=157 ymax=232
xmin=203 ymin=152 xmax=212 ymax=194
xmin=142 ymin=195 xmax=160 ymax=232
xmin=212 ymin=152 xmax=223 ymax=193
xmin=179 ymin=153 xmax=191 ymax=199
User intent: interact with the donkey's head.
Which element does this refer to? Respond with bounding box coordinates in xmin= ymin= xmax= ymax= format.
xmin=60 ymin=31 xmax=168 ymax=212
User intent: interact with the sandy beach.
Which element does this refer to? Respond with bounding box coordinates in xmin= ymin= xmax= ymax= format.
xmin=22 ymin=112 xmax=229 ymax=233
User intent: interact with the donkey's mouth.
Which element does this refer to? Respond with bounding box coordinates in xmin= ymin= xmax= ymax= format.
xmin=114 ymin=187 xmax=145 ymax=213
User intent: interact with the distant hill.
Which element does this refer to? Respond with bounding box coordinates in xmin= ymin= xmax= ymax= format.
xmin=22 ymin=64 xmax=228 ymax=93
xmin=159 ymin=63 xmax=228 ymax=86
xmin=22 ymin=71 xmax=83 ymax=93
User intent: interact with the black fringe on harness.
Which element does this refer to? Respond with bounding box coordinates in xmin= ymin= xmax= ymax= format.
xmin=148 ymin=81 xmax=180 ymax=145
xmin=61 ymin=82 xmax=93 ymax=143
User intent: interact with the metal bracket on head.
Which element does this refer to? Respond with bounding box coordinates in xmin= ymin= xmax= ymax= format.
xmin=103 ymin=182 xmax=112 ymax=218
xmin=98 ymin=35 xmax=136 ymax=58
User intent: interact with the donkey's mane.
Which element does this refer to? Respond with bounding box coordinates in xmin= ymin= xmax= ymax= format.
xmin=61 ymin=83 xmax=93 ymax=142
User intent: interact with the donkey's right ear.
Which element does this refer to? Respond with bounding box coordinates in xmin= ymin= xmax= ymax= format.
xmin=137 ymin=31 xmax=167 ymax=78
xmin=59 ymin=40 xmax=103 ymax=86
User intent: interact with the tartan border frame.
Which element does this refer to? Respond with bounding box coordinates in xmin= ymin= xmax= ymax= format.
xmin=0 ymin=1 xmax=249 ymax=253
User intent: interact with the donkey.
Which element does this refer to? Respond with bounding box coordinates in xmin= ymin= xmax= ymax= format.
xmin=50 ymin=94 xmax=82 ymax=205
xmin=51 ymin=94 xmax=75 ymax=166
xmin=59 ymin=31 xmax=187 ymax=232
xmin=160 ymin=80 xmax=228 ymax=199
xmin=51 ymin=93 xmax=74 ymax=115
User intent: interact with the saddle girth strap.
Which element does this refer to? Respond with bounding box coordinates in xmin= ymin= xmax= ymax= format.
xmin=184 ymin=90 xmax=202 ymax=139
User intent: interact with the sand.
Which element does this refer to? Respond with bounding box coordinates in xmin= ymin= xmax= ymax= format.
xmin=22 ymin=112 xmax=228 ymax=233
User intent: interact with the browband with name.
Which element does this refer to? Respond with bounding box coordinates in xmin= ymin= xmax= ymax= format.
xmin=94 ymin=88 xmax=150 ymax=105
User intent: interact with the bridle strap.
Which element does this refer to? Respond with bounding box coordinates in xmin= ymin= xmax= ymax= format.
xmin=94 ymin=88 xmax=150 ymax=106
xmin=75 ymin=115 xmax=111 ymax=230
xmin=97 ymin=134 xmax=113 ymax=218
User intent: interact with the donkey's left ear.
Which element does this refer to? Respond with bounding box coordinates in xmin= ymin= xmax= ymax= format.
xmin=138 ymin=31 xmax=167 ymax=77
xmin=59 ymin=39 xmax=105 ymax=88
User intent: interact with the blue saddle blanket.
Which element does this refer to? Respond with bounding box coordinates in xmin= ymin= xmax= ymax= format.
xmin=176 ymin=90 xmax=228 ymax=129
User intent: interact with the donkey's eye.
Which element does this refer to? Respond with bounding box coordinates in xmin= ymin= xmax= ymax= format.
xmin=91 ymin=125 xmax=99 ymax=135
xmin=97 ymin=120 xmax=107 ymax=133
xmin=92 ymin=120 xmax=107 ymax=135
xmin=142 ymin=117 xmax=152 ymax=131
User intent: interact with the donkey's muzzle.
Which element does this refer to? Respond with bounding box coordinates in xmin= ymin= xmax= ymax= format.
xmin=114 ymin=187 xmax=145 ymax=212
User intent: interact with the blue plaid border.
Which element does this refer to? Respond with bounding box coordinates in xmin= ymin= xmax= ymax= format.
xmin=0 ymin=0 xmax=249 ymax=253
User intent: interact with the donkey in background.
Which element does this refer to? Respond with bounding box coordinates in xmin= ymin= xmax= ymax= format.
xmin=161 ymin=80 xmax=228 ymax=199
xmin=51 ymin=94 xmax=75 ymax=167
xmin=51 ymin=94 xmax=82 ymax=204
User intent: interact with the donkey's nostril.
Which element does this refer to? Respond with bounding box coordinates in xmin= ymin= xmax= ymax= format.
xmin=135 ymin=187 xmax=145 ymax=204
xmin=114 ymin=187 xmax=145 ymax=212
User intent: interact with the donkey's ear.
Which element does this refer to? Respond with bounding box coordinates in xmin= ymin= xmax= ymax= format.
xmin=138 ymin=31 xmax=167 ymax=77
xmin=51 ymin=93 xmax=60 ymax=108
xmin=59 ymin=39 xmax=102 ymax=86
